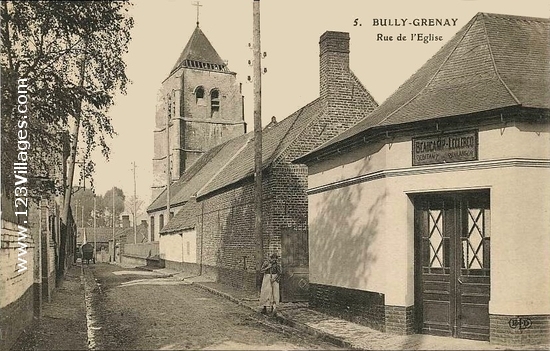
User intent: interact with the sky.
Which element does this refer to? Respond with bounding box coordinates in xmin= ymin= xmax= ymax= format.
xmin=87 ymin=0 xmax=549 ymax=216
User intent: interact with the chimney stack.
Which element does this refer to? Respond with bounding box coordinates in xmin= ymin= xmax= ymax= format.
xmin=320 ymin=31 xmax=350 ymax=100
xmin=122 ymin=214 xmax=130 ymax=229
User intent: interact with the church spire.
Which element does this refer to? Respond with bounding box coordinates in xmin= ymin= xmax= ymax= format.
xmin=169 ymin=17 xmax=231 ymax=75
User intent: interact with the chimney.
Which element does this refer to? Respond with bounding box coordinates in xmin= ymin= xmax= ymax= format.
xmin=319 ymin=31 xmax=351 ymax=101
xmin=122 ymin=214 xmax=130 ymax=229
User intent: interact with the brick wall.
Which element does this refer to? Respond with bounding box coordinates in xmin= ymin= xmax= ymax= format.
xmin=196 ymin=175 xmax=275 ymax=290
xmin=193 ymin=164 xmax=310 ymax=292
xmin=269 ymin=164 xmax=309 ymax=235
xmin=317 ymin=31 xmax=378 ymax=145
xmin=309 ymin=283 xmax=386 ymax=332
xmin=0 ymin=219 xmax=35 ymax=351
xmin=490 ymin=314 xmax=550 ymax=346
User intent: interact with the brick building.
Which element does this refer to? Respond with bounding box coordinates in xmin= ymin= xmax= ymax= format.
xmin=151 ymin=24 xmax=247 ymax=202
xmin=296 ymin=13 xmax=550 ymax=346
xmin=148 ymin=31 xmax=378 ymax=301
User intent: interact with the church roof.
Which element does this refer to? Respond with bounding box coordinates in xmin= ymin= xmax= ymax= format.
xmin=196 ymin=98 xmax=325 ymax=197
xmin=148 ymin=98 xmax=325 ymax=213
xmin=147 ymin=132 xmax=252 ymax=213
xmin=310 ymin=12 xmax=550 ymax=154
xmin=170 ymin=26 xmax=229 ymax=75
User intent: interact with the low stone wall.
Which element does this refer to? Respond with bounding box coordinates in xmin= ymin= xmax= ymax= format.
xmin=120 ymin=254 xmax=148 ymax=267
xmin=123 ymin=242 xmax=159 ymax=258
xmin=309 ymin=283 xmax=386 ymax=332
xmin=385 ymin=305 xmax=415 ymax=335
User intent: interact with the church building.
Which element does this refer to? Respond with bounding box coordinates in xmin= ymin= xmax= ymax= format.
xmin=296 ymin=13 xmax=549 ymax=346
xmin=148 ymin=30 xmax=378 ymax=301
xmin=150 ymin=23 xmax=246 ymax=214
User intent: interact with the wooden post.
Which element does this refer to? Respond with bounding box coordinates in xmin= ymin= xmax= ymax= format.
xmin=112 ymin=186 xmax=115 ymax=262
xmin=253 ymin=0 xmax=263 ymax=275
xmin=93 ymin=195 xmax=97 ymax=262
xmin=166 ymin=99 xmax=171 ymax=236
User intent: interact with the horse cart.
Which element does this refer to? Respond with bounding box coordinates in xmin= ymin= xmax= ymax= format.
xmin=81 ymin=243 xmax=95 ymax=264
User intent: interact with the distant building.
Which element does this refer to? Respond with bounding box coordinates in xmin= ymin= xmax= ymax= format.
xmin=77 ymin=215 xmax=147 ymax=262
xmin=296 ymin=13 xmax=550 ymax=346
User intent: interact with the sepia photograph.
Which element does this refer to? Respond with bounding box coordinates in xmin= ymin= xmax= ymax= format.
xmin=1 ymin=0 xmax=549 ymax=350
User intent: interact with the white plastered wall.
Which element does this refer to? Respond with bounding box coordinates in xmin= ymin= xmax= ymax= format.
xmin=308 ymin=123 xmax=550 ymax=313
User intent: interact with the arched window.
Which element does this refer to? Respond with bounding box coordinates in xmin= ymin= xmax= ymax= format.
xmin=159 ymin=214 xmax=164 ymax=230
xmin=210 ymin=89 xmax=220 ymax=118
xmin=195 ymin=86 xmax=205 ymax=106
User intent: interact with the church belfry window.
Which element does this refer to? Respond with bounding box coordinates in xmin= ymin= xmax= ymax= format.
xmin=195 ymin=86 xmax=205 ymax=106
xmin=211 ymin=89 xmax=220 ymax=118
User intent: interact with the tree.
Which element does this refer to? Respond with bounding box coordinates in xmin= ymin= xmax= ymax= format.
xmin=1 ymin=1 xmax=133 ymax=194
xmin=103 ymin=187 xmax=125 ymax=227
xmin=70 ymin=187 xmax=95 ymax=227
xmin=125 ymin=195 xmax=144 ymax=224
xmin=1 ymin=1 xmax=134 ymax=274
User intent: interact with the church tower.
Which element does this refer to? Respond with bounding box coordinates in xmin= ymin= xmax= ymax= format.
xmin=151 ymin=24 xmax=246 ymax=200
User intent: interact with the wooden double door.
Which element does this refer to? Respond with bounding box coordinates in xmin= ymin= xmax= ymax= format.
xmin=414 ymin=190 xmax=490 ymax=341
xmin=281 ymin=228 xmax=309 ymax=302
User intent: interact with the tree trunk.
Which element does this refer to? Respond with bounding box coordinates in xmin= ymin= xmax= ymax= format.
xmin=60 ymin=41 xmax=87 ymax=275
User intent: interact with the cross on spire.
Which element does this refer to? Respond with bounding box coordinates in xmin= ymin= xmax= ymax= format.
xmin=192 ymin=1 xmax=202 ymax=27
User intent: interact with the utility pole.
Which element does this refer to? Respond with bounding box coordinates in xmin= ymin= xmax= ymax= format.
xmin=75 ymin=200 xmax=79 ymax=240
xmin=82 ymin=204 xmax=85 ymax=243
xmin=132 ymin=161 xmax=137 ymax=244
xmin=252 ymin=0 xmax=263 ymax=274
xmin=93 ymin=195 xmax=97 ymax=262
xmin=166 ymin=99 xmax=171 ymax=234
xmin=112 ymin=186 xmax=115 ymax=262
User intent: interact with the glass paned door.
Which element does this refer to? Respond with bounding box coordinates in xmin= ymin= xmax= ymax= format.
xmin=415 ymin=190 xmax=490 ymax=341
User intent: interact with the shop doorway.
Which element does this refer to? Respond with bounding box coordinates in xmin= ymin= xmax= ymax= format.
xmin=414 ymin=190 xmax=490 ymax=341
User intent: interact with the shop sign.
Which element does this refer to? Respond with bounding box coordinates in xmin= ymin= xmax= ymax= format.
xmin=412 ymin=130 xmax=478 ymax=166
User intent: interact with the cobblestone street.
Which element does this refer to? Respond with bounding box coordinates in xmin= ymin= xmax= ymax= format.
xmin=13 ymin=263 xmax=340 ymax=350
xmin=87 ymin=264 xmax=341 ymax=350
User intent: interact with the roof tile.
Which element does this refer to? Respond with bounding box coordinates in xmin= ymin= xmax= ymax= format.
xmin=160 ymin=200 xmax=200 ymax=234
xmin=316 ymin=13 xmax=550 ymax=152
